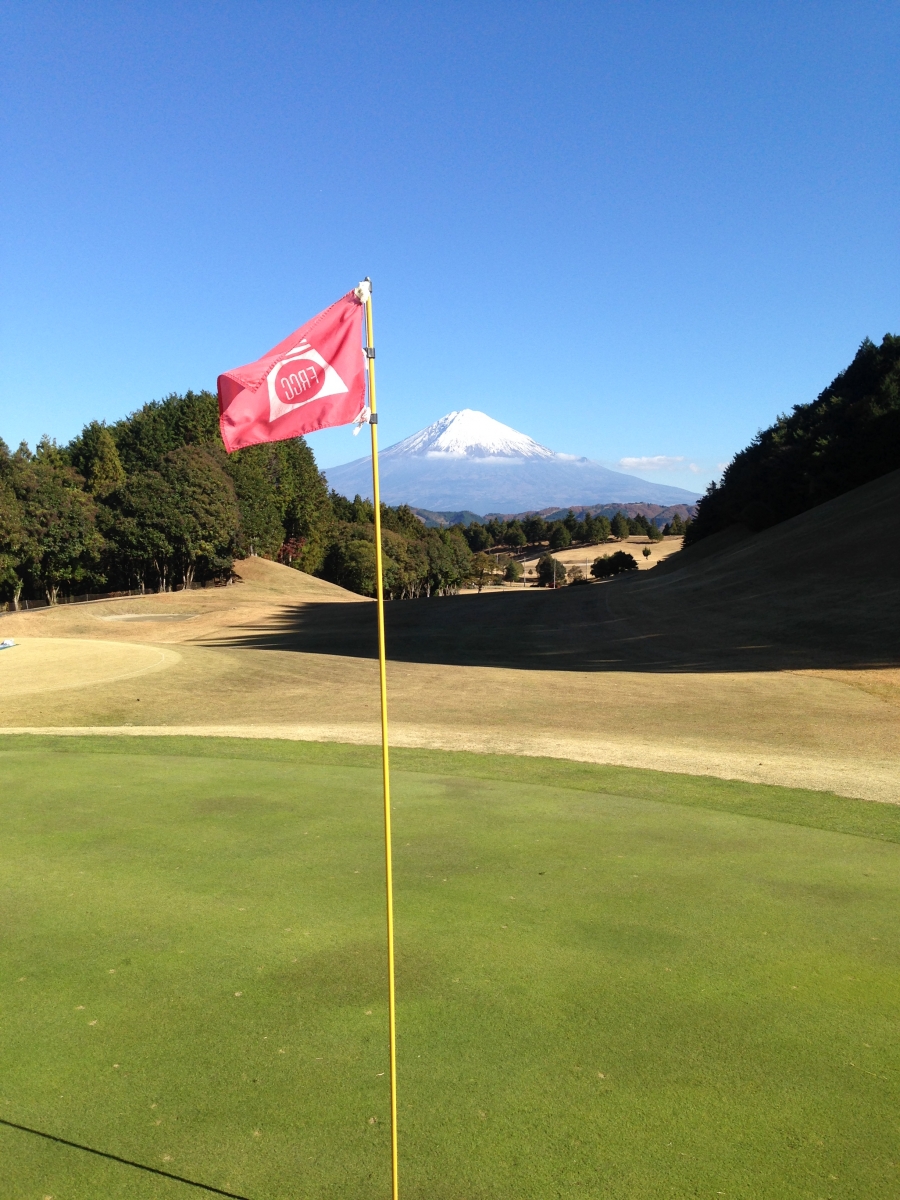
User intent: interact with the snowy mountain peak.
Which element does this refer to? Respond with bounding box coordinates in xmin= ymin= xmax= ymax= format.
xmin=383 ymin=409 xmax=555 ymax=461
xmin=324 ymin=407 xmax=702 ymax=510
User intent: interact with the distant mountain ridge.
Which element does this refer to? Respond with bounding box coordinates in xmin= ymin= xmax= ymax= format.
xmin=412 ymin=502 xmax=697 ymax=528
xmin=324 ymin=410 xmax=701 ymax=511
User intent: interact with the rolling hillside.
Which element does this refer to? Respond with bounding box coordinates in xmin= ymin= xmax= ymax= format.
xmin=238 ymin=469 xmax=900 ymax=674
xmin=0 ymin=482 xmax=897 ymax=804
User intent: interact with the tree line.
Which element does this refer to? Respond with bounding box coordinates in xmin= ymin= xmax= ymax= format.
xmin=686 ymin=333 xmax=900 ymax=545
xmin=0 ymin=389 xmax=477 ymax=607
xmin=0 ymin=389 xmax=692 ymax=608
xmin=457 ymin=508 xmax=689 ymax=553
xmin=0 ymin=391 xmax=330 ymax=607
xmin=324 ymin=494 xmax=473 ymax=599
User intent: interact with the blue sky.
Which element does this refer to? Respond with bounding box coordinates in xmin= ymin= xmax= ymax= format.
xmin=1 ymin=2 xmax=897 ymax=494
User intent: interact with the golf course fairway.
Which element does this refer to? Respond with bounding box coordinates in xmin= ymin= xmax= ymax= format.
xmin=1 ymin=736 xmax=897 ymax=1199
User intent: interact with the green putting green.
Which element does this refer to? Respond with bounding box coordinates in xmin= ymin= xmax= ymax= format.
xmin=0 ymin=736 xmax=897 ymax=1199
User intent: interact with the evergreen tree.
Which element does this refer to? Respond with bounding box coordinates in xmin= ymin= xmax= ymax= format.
xmin=425 ymin=528 xmax=473 ymax=595
xmin=270 ymin=437 xmax=333 ymax=572
xmin=381 ymin=503 xmax=427 ymax=538
xmin=687 ymin=333 xmax=900 ymax=544
xmin=99 ymin=390 xmax=333 ymax=574
xmin=321 ymin=537 xmax=380 ymax=596
xmin=108 ymin=447 xmax=239 ymax=590
xmin=486 ymin=518 xmax=505 ymax=545
xmin=223 ymin=444 xmax=286 ymax=558
xmin=536 ymin=553 xmax=567 ymax=587
xmin=548 ymin=521 xmax=571 ymax=550
xmin=462 ymin=522 xmax=492 ymax=551
xmin=523 ymin=515 xmax=548 ymax=544
xmin=593 ymin=514 xmax=612 ymax=542
xmin=591 ymin=550 xmax=638 ymax=578
xmin=333 ymin=493 xmax=375 ymax=524
xmin=70 ymin=422 xmax=127 ymax=498
xmin=611 ymin=512 xmax=631 ymax=540
xmin=470 ymin=551 xmax=500 ymax=592
xmin=0 ymin=440 xmax=25 ymax=607
xmin=108 ymin=470 xmax=178 ymax=592
xmin=11 ymin=440 xmax=103 ymax=603
xmin=110 ymin=390 xmax=221 ymax=472
xmin=157 ymin=447 xmax=241 ymax=587
xmin=504 ymin=520 xmax=527 ymax=547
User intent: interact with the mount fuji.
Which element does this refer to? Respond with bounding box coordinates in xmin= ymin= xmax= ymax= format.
xmin=323 ymin=410 xmax=702 ymax=512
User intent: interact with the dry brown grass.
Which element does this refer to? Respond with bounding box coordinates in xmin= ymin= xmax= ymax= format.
xmin=0 ymin=476 xmax=897 ymax=803
xmin=519 ymin=534 xmax=683 ymax=579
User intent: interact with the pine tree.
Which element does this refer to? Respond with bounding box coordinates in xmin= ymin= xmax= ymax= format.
xmin=536 ymin=553 xmax=567 ymax=587
xmin=549 ymin=521 xmax=571 ymax=550
xmin=593 ymin=515 xmax=612 ymax=542
xmin=611 ymin=512 xmax=630 ymax=540
xmin=69 ymin=423 xmax=128 ymax=499
xmin=523 ymin=515 xmax=548 ymax=544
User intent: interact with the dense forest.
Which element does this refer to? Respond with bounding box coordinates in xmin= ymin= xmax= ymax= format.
xmin=0 ymin=390 xmax=681 ymax=607
xmin=686 ymin=334 xmax=900 ymax=544
xmin=0 ymin=391 xmax=330 ymax=606
xmin=323 ymin=494 xmax=473 ymax=599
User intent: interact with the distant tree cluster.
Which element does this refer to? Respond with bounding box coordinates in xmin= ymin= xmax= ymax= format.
xmin=686 ymin=334 xmax=900 ymax=545
xmin=456 ymin=507 xmax=680 ymax=554
xmin=591 ymin=551 xmax=639 ymax=578
xmin=321 ymin=494 xmax=472 ymax=598
xmin=0 ymin=390 xmax=335 ymax=607
xmin=525 ymin=548 xmax=639 ymax=588
xmin=0 ymin=390 xmax=486 ymax=608
xmin=661 ymin=512 xmax=689 ymax=537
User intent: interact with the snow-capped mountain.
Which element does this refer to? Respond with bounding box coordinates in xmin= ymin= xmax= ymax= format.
xmin=385 ymin=410 xmax=555 ymax=460
xmin=324 ymin=409 xmax=701 ymax=512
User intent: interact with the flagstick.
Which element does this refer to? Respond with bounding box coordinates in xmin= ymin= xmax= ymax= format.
xmin=364 ymin=285 xmax=400 ymax=1200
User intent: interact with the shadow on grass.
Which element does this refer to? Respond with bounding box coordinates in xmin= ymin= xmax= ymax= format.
xmin=209 ymin=474 xmax=900 ymax=674
xmin=205 ymin=580 xmax=900 ymax=675
xmin=0 ymin=1118 xmax=253 ymax=1198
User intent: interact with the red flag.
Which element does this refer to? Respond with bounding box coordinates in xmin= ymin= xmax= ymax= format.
xmin=217 ymin=290 xmax=367 ymax=452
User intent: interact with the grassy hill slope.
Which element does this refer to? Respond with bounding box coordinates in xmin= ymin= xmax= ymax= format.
xmin=625 ymin=467 xmax=900 ymax=665
xmin=0 ymin=486 xmax=896 ymax=804
xmin=230 ymin=470 xmax=899 ymax=674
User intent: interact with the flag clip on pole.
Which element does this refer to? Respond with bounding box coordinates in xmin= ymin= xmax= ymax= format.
xmin=356 ymin=277 xmax=399 ymax=1200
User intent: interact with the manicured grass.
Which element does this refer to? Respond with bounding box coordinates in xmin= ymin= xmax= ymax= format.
xmin=0 ymin=737 xmax=898 ymax=1199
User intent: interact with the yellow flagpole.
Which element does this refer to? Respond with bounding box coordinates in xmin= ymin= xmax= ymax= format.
xmin=362 ymin=280 xmax=400 ymax=1200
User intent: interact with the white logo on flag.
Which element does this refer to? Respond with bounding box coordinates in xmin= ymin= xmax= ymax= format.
xmin=267 ymin=340 xmax=349 ymax=422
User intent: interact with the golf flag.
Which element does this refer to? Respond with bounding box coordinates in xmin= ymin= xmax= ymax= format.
xmin=217 ymin=289 xmax=367 ymax=451
xmin=218 ymin=279 xmax=400 ymax=1200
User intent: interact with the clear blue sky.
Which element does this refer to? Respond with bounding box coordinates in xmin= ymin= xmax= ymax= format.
xmin=1 ymin=2 xmax=897 ymax=492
